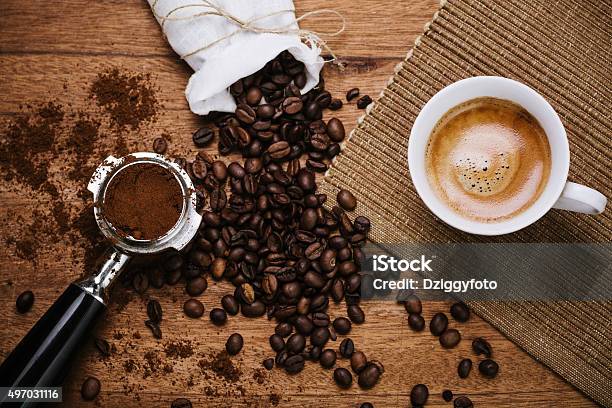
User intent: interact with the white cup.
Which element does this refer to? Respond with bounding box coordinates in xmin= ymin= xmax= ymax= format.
xmin=408 ymin=76 xmax=607 ymax=236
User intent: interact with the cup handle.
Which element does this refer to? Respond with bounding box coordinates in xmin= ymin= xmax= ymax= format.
xmin=552 ymin=181 xmax=607 ymax=214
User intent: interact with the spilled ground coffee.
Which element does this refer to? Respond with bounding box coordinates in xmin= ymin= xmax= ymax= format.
xmin=103 ymin=163 xmax=183 ymax=240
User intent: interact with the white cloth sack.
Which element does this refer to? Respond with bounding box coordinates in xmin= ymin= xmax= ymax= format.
xmin=149 ymin=0 xmax=324 ymax=115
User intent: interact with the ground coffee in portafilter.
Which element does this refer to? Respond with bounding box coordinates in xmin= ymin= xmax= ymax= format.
xmin=103 ymin=163 xmax=183 ymax=240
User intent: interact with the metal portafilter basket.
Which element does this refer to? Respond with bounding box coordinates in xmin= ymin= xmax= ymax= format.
xmin=0 ymin=153 xmax=202 ymax=399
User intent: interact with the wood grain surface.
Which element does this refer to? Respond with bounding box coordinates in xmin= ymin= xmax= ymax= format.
xmin=0 ymin=1 xmax=597 ymax=407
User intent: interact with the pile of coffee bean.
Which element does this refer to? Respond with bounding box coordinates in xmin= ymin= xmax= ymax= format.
xmin=128 ymin=50 xmax=380 ymax=399
xmin=404 ymin=300 xmax=500 ymax=407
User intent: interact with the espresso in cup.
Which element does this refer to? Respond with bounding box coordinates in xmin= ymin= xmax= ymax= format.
xmin=425 ymin=97 xmax=551 ymax=223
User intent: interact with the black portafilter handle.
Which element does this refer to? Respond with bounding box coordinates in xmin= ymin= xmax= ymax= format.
xmin=0 ymin=249 xmax=130 ymax=406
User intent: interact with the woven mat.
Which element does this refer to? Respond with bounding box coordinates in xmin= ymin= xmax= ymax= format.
xmin=320 ymin=0 xmax=612 ymax=405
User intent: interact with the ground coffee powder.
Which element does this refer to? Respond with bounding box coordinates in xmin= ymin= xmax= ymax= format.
xmin=103 ymin=163 xmax=183 ymax=240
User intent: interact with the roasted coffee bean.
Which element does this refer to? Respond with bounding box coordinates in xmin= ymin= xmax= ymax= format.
xmin=211 ymin=258 xmax=227 ymax=280
xmin=306 ymin=159 xmax=327 ymax=172
xmin=236 ymin=104 xmax=256 ymax=124
xmin=191 ymin=160 xmax=208 ymax=180
xmin=212 ymin=160 xmax=228 ymax=181
xmin=410 ymin=384 xmax=429 ymax=406
xmin=282 ymin=96 xmax=303 ymax=114
xmin=284 ymin=354 xmax=305 ymax=374
xmin=183 ymin=299 xmax=204 ymax=318
xmin=360 ymin=403 xmax=374 ymax=408
xmin=350 ymin=351 xmax=367 ymax=373
xmin=149 ymin=267 xmax=165 ymax=288
xmin=472 ymin=337 xmax=492 ymax=358
xmin=152 ymin=137 xmax=168 ymax=154
xmin=226 ymin=333 xmax=244 ymax=355
xmin=275 ymin=350 xmax=288 ymax=367
xmin=333 ymin=317 xmax=352 ymax=335
xmin=329 ymin=98 xmax=343 ymax=110
xmin=347 ymin=305 xmax=365 ymax=324
xmin=339 ymin=338 xmax=355 ymax=358
xmin=337 ymin=189 xmax=357 ymax=211
xmin=262 ymin=274 xmax=278 ymax=296
xmin=221 ymin=294 xmax=239 ymax=315
xmin=81 ymin=376 xmax=101 ymax=401
xmin=147 ymin=299 xmax=163 ymax=323
xmin=210 ymin=308 xmax=228 ymax=326
xmin=454 ymin=396 xmax=474 ymax=408
xmin=263 ymin=357 xmax=275 ymax=370
xmin=450 ymin=302 xmax=470 ymax=322
xmin=132 ymin=272 xmax=149 ymax=294
xmin=357 ymin=95 xmax=373 ymax=109
xmin=193 ymin=127 xmax=214 ymax=147
xmin=275 ymin=322 xmax=293 ymax=337
xmin=358 ymin=363 xmax=382 ymax=389
xmin=296 ymin=168 xmax=315 ymax=191
xmin=165 ymin=269 xmax=182 ymax=286
xmin=186 ymin=276 xmax=208 ymax=296
xmin=268 ymin=141 xmax=290 ymax=159
xmin=442 ymin=389 xmax=454 ymax=402
xmin=269 ymin=334 xmax=285 ymax=352
xmin=440 ymin=329 xmax=461 ymax=348
xmin=430 ymin=312 xmax=448 ymax=336
xmin=327 ymin=143 xmax=341 ymax=158
xmin=314 ymin=91 xmax=332 ymax=108
xmin=241 ymin=300 xmax=266 ymax=317
xmin=408 ymin=313 xmax=425 ymax=331
xmin=94 ymin=338 xmax=111 ymax=357
xmin=346 ymin=88 xmax=360 ymax=101
xmin=403 ymin=294 xmax=422 ymax=314
xmin=294 ymin=315 xmax=314 ymax=335
xmin=238 ymin=282 xmax=256 ymax=304
xmin=479 ymin=359 xmax=499 ymax=378
xmin=171 ymin=398 xmax=193 ymax=408
xmin=320 ymin=349 xmax=337 ymax=368
xmin=458 ymin=358 xmax=472 ymax=378
xmin=145 ymin=320 xmax=162 ymax=339
xmin=327 ymin=118 xmax=345 ymax=142
xmin=353 ymin=216 xmax=371 ymax=233
xmin=16 ymin=290 xmax=34 ymax=313
xmin=304 ymin=101 xmax=322 ymax=120
xmin=310 ymin=327 xmax=330 ymax=347
xmin=246 ymin=87 xmax=263 ymax=105
xmin=286 ymin=333 xmax=306 ymax=353
xmin=333 ymin=367 xmax=353 ymax=388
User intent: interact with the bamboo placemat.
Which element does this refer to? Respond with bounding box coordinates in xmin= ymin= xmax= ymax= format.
xmin=321 ymin=0 xmax=612 ymax=405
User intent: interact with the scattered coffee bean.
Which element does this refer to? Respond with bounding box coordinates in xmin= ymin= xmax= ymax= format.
xmin=329 ymin=99 xmax=343 ymax=110
xmin=472 ymin=337 xmax=492 ymax=358
xmin=408 ymin=313 xmax=425 ymax=331
xmin=152 ymin=137 xmax=168 ymax=154
xmin=337 ymin=189 xmax=357 ymax=211
xmin=403 ymin=294 xmax=422 ymax=314
xmin=221 ymin=294 xmax=239 ymax=315
xmin=339 ymin=338 xmax=354 ymax=358
xmin=358 ymin=363 xmax=382 ymax=389
xmin=357 ymin=95 xmax=373 ymax=109
xmin=333 ymin=317 xmax=352 ymax=335
xmin=132 ymin=272 xmax=149 ymax=294
xmin=450 ymin=302 xmax=470 ymax=322
xmin=284 ymin=354 xmax=305 ymax=374
xmin=333 ymin=367 xmax=353 ymax=388
xmin=320 ymin=349 xmax=337 ymax=368
xmin=171 ymin=398 xmax=193 ymax=408
xmin=210 ymin=308 xmax=228 ymax=326
xmin=286 ymin=333 xmax=306 ymax=353
xmin=430 ymin=312 xmax=448 ymax=336
xmin=16 ymin=290 xmax=34 ymax=313
xmin=442 ymin=389 xmax=454 ymax=402
xmin=226 ymin=333 xmax=244 ymax=355
xmin=186 ymin=276 xmax=208 ymax=296
xmin=479 ymin=359 xmax=499 ymax=378
xmin=94 ymin=338 xmax=111 ymax=357
xmin=263 ymin=358 xmax=274 ymax=370
xmin=454 ymin=396 xmax=474 ymax=408
xmin=440 ymin=329 xmax=461 ymax=348
xmin=81 ymin=376 xmax=100 ymax=401
xmin=347 ymin=305 xmax=365 ymax=324
xmin=192 ymin=127 xmax=214 ymax=147
xmin=346 ymin=88 xmax=360 ymax=101
xmin=183 ymin=298 xmax=204 ymax=318
xmin=146 ymin=299 xmax=163 ymax=324
xmin=410 ymin=384 xmax=429 ymax=406
xmin=458 ymin=358 xmax=472 ymax=378
xmin=327 ymin=118 xmax=345 ymax=142
xmin=269 ymin=334 xmax=285 ymax=352
xmin=350 ymin=351 xmax=367 ymax=373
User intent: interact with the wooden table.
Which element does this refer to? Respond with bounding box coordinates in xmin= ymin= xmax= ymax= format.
xmin=0 ymin=1 xmax=596 ymax=407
